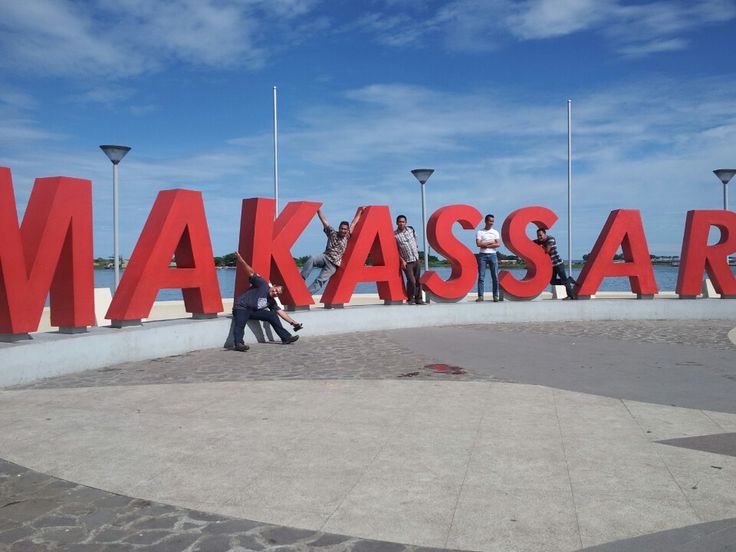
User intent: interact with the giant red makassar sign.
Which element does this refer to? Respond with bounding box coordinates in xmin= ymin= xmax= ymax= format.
xmin=1 ymin=167 xmax=734 ymax=335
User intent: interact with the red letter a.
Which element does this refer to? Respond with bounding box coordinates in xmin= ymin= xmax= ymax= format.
xmin=320 ymin=206 xmax=405 ymax=306
xmin=106 ymin=189 xmax=223 ymax=323
xmin=676 ymin=210 xmax=736 ymax=298
xmin=0 ymin=167 xmax=94 ymax=335
xmin=575 ymin=209 xmax=658 ymax=298
xmin=235 ymin=198 xmax=320 ymax=307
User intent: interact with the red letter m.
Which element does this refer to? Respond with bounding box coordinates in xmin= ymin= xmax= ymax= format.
xmin=0 ymin=167 xmax=94 ymax=336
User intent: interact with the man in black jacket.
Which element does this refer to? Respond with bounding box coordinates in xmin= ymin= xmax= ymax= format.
xmin=232 ymin=252 xmax=300 ymax=351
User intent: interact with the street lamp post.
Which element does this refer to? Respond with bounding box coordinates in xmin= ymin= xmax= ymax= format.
xmin=567 ymin=98 xmax=573 ymax=274
xmin=273 ymin=85 xmax=279 ymax=212
xmin=99 ymin=145 xmax=131 ymax=292
xmin=713 ymin=169 xmax=736 ymax=211
xmin=411 ymin=169 xmax=434 ymax=275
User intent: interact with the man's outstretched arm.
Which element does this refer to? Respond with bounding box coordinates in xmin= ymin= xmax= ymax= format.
xmin=317 ymin=208 xmax=329 ymax=229
xmin=235 ymin=251 xmax=254 ymax=278
xmin=350 ymin=206 xmax=365 ymax=232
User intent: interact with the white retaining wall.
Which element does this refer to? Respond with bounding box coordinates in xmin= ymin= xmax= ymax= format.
xmin=1 ymin=296 xmax=735 ymax=388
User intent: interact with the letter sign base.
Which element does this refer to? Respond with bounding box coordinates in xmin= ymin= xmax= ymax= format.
xmin=501 ymin=292 xmax=543 ymax=302
xmin=425 ymin=292 xmax=462 ymax=303
xmin=383 ymin=300 xmax=403 ymax=305
xmin=192 ymin=313 xmax=217 ymax=320
xmin=285 ymin=305 xmax=311 ymax=312
xmin=111 ymin=319 xmax=143 ymax=329
xmin=59 ymin=326 xmax=88 ymax=334
xmin=324 ymin=303 xmax=345 ymax=310
xmin=0 ymin=333 xmax=32 ymax=343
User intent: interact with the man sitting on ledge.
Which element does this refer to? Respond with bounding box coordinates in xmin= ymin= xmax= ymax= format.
xmin=231 ymin=252 xmax=300 ymax=352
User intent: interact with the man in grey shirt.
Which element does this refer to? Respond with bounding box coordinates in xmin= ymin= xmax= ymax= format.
xmin=301 ymin=207 xmax=363 ymax=295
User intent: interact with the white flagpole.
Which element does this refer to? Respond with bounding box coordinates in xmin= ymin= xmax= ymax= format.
xmin=273 ymin=85 xmax=279 ymax=213
xmin=567 ymin=98 xmax=573 ymax=275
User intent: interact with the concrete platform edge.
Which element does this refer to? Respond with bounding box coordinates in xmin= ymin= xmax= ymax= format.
xmin=1 ymin=298 xmax=735 ymax=387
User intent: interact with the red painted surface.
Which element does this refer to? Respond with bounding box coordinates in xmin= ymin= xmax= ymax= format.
xmin=420 ymin=204 xmax=482 ymax=301
xmin=676 ymin=210 xmax=736 ymax=297
xmin=575 ymin=209 xmax=658 ymax=297
xmin=498 ymin=206 xmax=556 ymax=300
xmin=320 ymin=206 xmax=405 ymax=305
xmin=106 ymin=189 xmax=223 ymax=321
xmin=235 ymin=198 xmax=321 ymax=307
xmin=0 ymin=168 xmax=94 ymax=333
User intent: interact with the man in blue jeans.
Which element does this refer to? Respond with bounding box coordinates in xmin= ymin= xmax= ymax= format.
xmin=476 ymin=214 xmax=501 ymax=302
xmin=231 ymin=252 xmax=299 ymax=352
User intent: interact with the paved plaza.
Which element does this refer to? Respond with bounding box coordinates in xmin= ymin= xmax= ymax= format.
xmin=1 ymin=320 xmax=736 ymax=551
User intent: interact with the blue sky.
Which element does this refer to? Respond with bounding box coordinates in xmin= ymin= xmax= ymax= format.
xmin=2 ymin=0 xmax=735 ymax=260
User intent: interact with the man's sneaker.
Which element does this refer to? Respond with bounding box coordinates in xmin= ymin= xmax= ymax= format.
xmin=475 ymin=297 xmax=484 ymax=302
xmin=493 ymin=296 xmax=499 ymax=302
xmin=283 ymin=334 xmax=300 ymax=344
xmin=234 ymin=343 xmax=250 ymax=352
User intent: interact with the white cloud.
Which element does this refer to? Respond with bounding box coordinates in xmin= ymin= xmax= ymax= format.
xmin=0 ymin=89 xmax=63 ymax=144
xmin=0 ymin=0 xmax=321 ymax=78
xmin=507 ymin=0 xmax=612 ymax=39
xmin=352 ymin=0 xmax=736 ymax=56
xmin=0 ymin=1 xmax=150 ymax=78
xmin=617 ymin=38 xmax=689 ymax=57
xmin=75 ymin=86 xmax=136 ymax=105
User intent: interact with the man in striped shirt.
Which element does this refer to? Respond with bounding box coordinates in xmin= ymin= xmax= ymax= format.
xmin=534 ymin=228 xmax=576 ymax=300
xmin=394 ymin=215 xmax=425 ymax=304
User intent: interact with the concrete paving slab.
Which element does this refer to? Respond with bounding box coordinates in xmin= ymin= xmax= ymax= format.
xmin=447 ymin=486 xmax=581 ymax=552
xmin=623 ymin=400 xmax=726 ymax=440
xmin=575 ymin=490 xmax=701 ymax=549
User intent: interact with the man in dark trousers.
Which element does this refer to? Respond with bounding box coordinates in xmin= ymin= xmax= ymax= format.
xmin=231 ymin=251 xmax=300 ymax=351
xmin=534 ymin=227 xmax=576 ymax=300
xmin=394 ymin=215 xmax=425 ymax=304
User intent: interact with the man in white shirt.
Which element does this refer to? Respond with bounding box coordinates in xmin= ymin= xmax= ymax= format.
xmin=476 ymin=214 xmax=501 ymax=302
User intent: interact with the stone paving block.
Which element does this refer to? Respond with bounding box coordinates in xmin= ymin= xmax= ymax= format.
xmin=8 ymin=542 xmax=52 ymax=552
xmin=0 ymin=526 xmax=33 ymax=544
xmin=32 ymin=514 xmax=77 ymax=528
xmin=233 ymin=533 xmax=267 ymax=550
xmin=37 ymin=526 xmax=88 ymax=544
xmin=201 ymin=519 xmax=262 ymax=534
xmin=192 ymin=534 xmax=232 ymax=552
xmin=94 ymin=527 xmax=130 ymax=542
